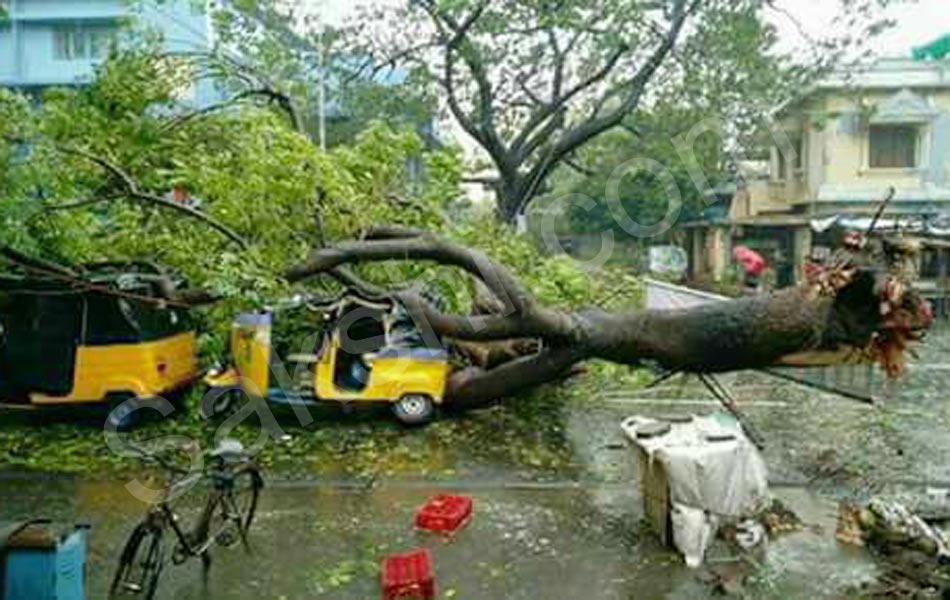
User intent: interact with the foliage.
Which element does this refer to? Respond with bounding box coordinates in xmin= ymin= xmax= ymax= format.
xmin=0 ymin=44 xmax=654 ymax=476
xmin=340 ymin=0 xmax=909 ymax=221
xmin=540 ymin=104 xmax=723 ymax=237
xmin=0 ymin=356 xmax=645 ymax=477
xmin=200 ymin=0 xmax=436 ymax=147
xmin=455 ymin=217 xmax=643 ymax=312
xmin=526 ymin=0 xmax=908 ymax=241
xmin=0 ymin=48 xmax=642 ymax=356
xmin=0 ymin=51 xmax=450 ymax=351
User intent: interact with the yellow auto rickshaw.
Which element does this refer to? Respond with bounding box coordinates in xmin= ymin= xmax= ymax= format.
xmin=0 ymin=266 xmax=201 ymax=429
xmin=204 ymin=295 xmax=451 ymax=425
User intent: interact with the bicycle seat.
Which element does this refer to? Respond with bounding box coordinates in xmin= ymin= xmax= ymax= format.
xmin=210 ymin=439 xmax=247 ymax=463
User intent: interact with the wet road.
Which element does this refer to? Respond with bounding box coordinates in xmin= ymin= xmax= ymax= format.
xmin=1 ymin=476 xmax=874 ymax=599
xmin=2 ymin=327 xmax=948 ymax=598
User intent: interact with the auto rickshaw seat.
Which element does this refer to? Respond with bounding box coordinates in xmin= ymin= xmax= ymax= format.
xmin=335 ymin=351 xmax=371 ymax=391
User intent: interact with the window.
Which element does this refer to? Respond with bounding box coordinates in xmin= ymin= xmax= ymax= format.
xmin=53 ymin=25 xmax=115 ymax=60
xmin=775 ymin=138 xmax=802 ymax=181
xmin=920 ymin=247 xmax=947 ymax=280
xmin=869 ymin=124 xmax=918 ymax=169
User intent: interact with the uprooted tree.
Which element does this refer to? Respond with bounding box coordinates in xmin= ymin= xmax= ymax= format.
xmin=1 ymin=206 xmax=932 ymax=411
xmin=0 ymin=46 xmax=933 ymax=411
xmin=282 ymin=225 xmax=934 ymax=408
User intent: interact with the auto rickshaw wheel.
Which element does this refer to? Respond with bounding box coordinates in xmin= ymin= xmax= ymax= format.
xmin=392 ymin=394 xmax=435 ymax=426
xmin=200 ymin=387 xmax=242 ymax=420
xmin=106 ymin=393 xmax=141 ymax=432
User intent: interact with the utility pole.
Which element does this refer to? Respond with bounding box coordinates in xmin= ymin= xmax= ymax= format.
xmin=318 ymin=29 xmax=326 ymax=151
xmin=317 ymin=0 xmax=326 ymax=151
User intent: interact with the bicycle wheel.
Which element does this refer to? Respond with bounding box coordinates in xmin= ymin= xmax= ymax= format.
xmin=210 ymin=465 xmax=262 ymax=549
xmin=109 ymin=523 xmax=165 ymax=600
xmin=230 ymin=465 xmax=263 ymax=532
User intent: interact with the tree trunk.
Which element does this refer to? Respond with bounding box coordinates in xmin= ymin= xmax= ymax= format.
xmin=495 ymin=183 xmax=524 ymax=225
xmin=285 ymin=228 xmax=932 ymax=407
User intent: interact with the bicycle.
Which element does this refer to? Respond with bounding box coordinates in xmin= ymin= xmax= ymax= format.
xmin=109 ymin=439 xmax=264 ymax=600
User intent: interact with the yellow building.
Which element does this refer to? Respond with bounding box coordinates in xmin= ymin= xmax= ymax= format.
xmin=690 ymin=57 xmax=950 ymax=302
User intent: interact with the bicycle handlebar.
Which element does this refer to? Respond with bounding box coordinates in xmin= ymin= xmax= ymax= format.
xmin=126 ymin=443 xmax=191 ymax=476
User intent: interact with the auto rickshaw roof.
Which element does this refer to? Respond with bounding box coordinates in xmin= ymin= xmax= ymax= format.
xmin=0 ymin=272 xmax=169 ymax=297
xmin=0 ymin=249 xmax=187 ymax=300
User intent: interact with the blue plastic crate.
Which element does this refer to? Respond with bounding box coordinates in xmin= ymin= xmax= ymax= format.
xmin=1 ymin=520 xmax=88 ymax=600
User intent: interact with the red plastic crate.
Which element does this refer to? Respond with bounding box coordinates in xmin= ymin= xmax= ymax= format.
xmin=380 ymin=549 xmax=435 ymax=600
xmin=415 ymin=494 xmax=473 ymax=534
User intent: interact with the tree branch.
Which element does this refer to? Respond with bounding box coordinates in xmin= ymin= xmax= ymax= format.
xmin=424 ymin=1 xmax=509 ymax=170
xmin=160 ymin=87 xmax=301 ymax=132
xmin=511 ymin=41 xmax=629 ymax=161
xmin=564 ymin=156 xmax=597 ymax=176
xmin=514 ymin=0 xmax=697 ymax=214
xmin=58 ymin=146 xmax=249 ymax=249
xmin=285 ymin=231 xmax=532 ymax=313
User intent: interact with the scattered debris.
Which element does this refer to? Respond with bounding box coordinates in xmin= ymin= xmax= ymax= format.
xmin=836 ymin=501 xmax=866 ymax=546
xmin=757 ymin=499 xmax=804 ymax=536
xmin=843 ymin=498 xmax=950 ymax=598
xmin=862 ymin=499 xmax=950 ymax=559
xmin=733 ymin=520 xmax=767 ymax=551
xmin=695 ymin=498 xmax=806 ymax=596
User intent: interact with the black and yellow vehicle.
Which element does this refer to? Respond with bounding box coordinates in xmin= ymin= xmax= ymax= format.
xmin=0 ymin=266 xmax=201 ymax=429
xmin=204 ymin=295 xmax=451 ymax=425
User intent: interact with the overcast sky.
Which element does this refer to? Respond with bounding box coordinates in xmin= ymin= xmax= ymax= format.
xmin=769 ymin=0 xmax=948 ymax=57
xmin=306 ymin=0 xmax=948 ymax=59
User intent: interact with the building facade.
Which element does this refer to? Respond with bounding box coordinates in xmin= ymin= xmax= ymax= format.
xmin=0 ymin=0 xmax=217 ymax=104
xmin=690 ymin=56 xmax=950 ymax=303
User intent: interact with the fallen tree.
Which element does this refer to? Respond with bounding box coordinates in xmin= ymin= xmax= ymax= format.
xmin=1 ymin=52 xmax=932 ymax=411
xmin=285 ymin=226 xmax=933 ymax=407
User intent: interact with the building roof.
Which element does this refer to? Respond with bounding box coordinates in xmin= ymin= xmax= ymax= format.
xmin=774 ymin=57 xmax=950 ymax=117
xmin=819 ymin=58 xmax=950 ymax=91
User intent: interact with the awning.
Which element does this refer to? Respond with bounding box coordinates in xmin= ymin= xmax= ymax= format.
xmin=810 ymin=213 xmax=950 ymax=238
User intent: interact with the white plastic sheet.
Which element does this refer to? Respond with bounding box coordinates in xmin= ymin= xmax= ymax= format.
xmin=621 ymin=414 xmax=770 ymax=567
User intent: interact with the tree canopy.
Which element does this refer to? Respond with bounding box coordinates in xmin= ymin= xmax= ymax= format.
xmin=342 ymin=0 xmax=906 ymax=222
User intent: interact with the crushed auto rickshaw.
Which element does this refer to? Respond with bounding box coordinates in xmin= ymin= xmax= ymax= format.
xmin=203 ymin=294 xmax=451 ymax=425
xmin=0 ymin=263 xmax=201 ymax=430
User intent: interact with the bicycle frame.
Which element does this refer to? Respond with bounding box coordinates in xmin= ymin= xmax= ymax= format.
xmin=147 ymin=461 xmax=248 ymax=561
xmin=111 ymin=442 xmax=262 ymax=600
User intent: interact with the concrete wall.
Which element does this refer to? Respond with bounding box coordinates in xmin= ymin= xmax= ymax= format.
xmin=750 ymin=85 xmax=950 ymax=217
xmin=0 ymin=0 xmax=215 ymax=103
xmin=0 ymin=26 xmax=14 ymax=81
xmin=17 ymin=23 xmax=107 ymax=86
xmin=819 ymin=91 xmax=942 ymax=189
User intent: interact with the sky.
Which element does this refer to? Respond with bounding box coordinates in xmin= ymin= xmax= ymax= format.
xmin=305 ymin=0 xmax=949 ymax=60
xmin=769 ymin=0 xmax=949 ymax=58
